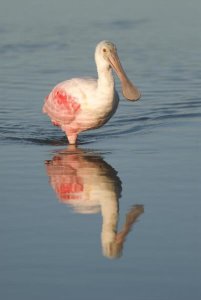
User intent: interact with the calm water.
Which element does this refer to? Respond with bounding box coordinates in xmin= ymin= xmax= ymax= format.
xmin=0 ymin=0 xmax=201 ymax=299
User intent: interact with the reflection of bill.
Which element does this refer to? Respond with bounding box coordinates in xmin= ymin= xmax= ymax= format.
xmin=45 ymin=146 xmax=144 ymax=259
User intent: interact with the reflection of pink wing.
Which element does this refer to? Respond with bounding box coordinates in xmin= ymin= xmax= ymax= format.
xmin=54 ymin=179 xmax=84 ymax=201
xmin=45 ymin=158 xmax=84 ymax=202
xmin=43 ymin=86 xmax=81 ymax=126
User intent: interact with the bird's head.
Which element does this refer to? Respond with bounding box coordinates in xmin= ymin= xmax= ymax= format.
xmin=95 ymin=40 xmax=141 ymax=101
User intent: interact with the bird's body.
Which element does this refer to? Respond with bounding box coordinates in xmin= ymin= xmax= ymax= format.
xmin=43 ymin=75 xmax=119 ymax=144
xmin=43 ymin=41 xmax=141 ymax=144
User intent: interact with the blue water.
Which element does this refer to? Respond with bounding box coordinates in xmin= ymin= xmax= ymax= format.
xmin=0 ymin=0 xmax=201 ymax=299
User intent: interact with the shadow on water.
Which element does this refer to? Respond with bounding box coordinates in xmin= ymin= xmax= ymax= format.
xmin=44 ymin=146 xmax=144 ymax=259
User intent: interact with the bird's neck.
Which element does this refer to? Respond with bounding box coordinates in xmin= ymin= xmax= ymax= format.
xmin=97 ymin=66 xmax=115 ymax=92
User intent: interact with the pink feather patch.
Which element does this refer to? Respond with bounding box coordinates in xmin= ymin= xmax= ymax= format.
xmin=52 ymin=88 xmax=80 ymax=113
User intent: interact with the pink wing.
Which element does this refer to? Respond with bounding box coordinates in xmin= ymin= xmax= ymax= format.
xmin=43 ymin=84 xmax=81 ymax=126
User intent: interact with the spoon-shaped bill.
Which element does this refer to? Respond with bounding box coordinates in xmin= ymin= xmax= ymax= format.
xmin=108 ymin=51 xmax=141 ymax=101
xmin=120 ymin=76 xmax=141 ymax=101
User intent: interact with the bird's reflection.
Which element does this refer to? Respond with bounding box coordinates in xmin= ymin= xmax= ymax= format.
xmin=45 ymin=146 xmax=144 ymax=259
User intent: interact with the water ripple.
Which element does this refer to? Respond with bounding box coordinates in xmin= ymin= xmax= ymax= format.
xmin=0 ymin=41 xmax=69 ymax=55
xmin=1 ymin=98 xmax=200 ymax=146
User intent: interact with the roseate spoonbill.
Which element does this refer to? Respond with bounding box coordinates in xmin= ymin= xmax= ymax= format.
xmin=43 ymin=41 xmax=141 ymax=144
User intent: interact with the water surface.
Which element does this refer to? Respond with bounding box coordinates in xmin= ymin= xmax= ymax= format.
xmin=0 ymin=0 xmax=201 ymax=299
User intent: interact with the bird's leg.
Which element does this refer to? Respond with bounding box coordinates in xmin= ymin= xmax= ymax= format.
xmin=67 ymin=134 xmax=77 ymax=145
xmin=65 ymin=128 xmax=78 ymax=145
